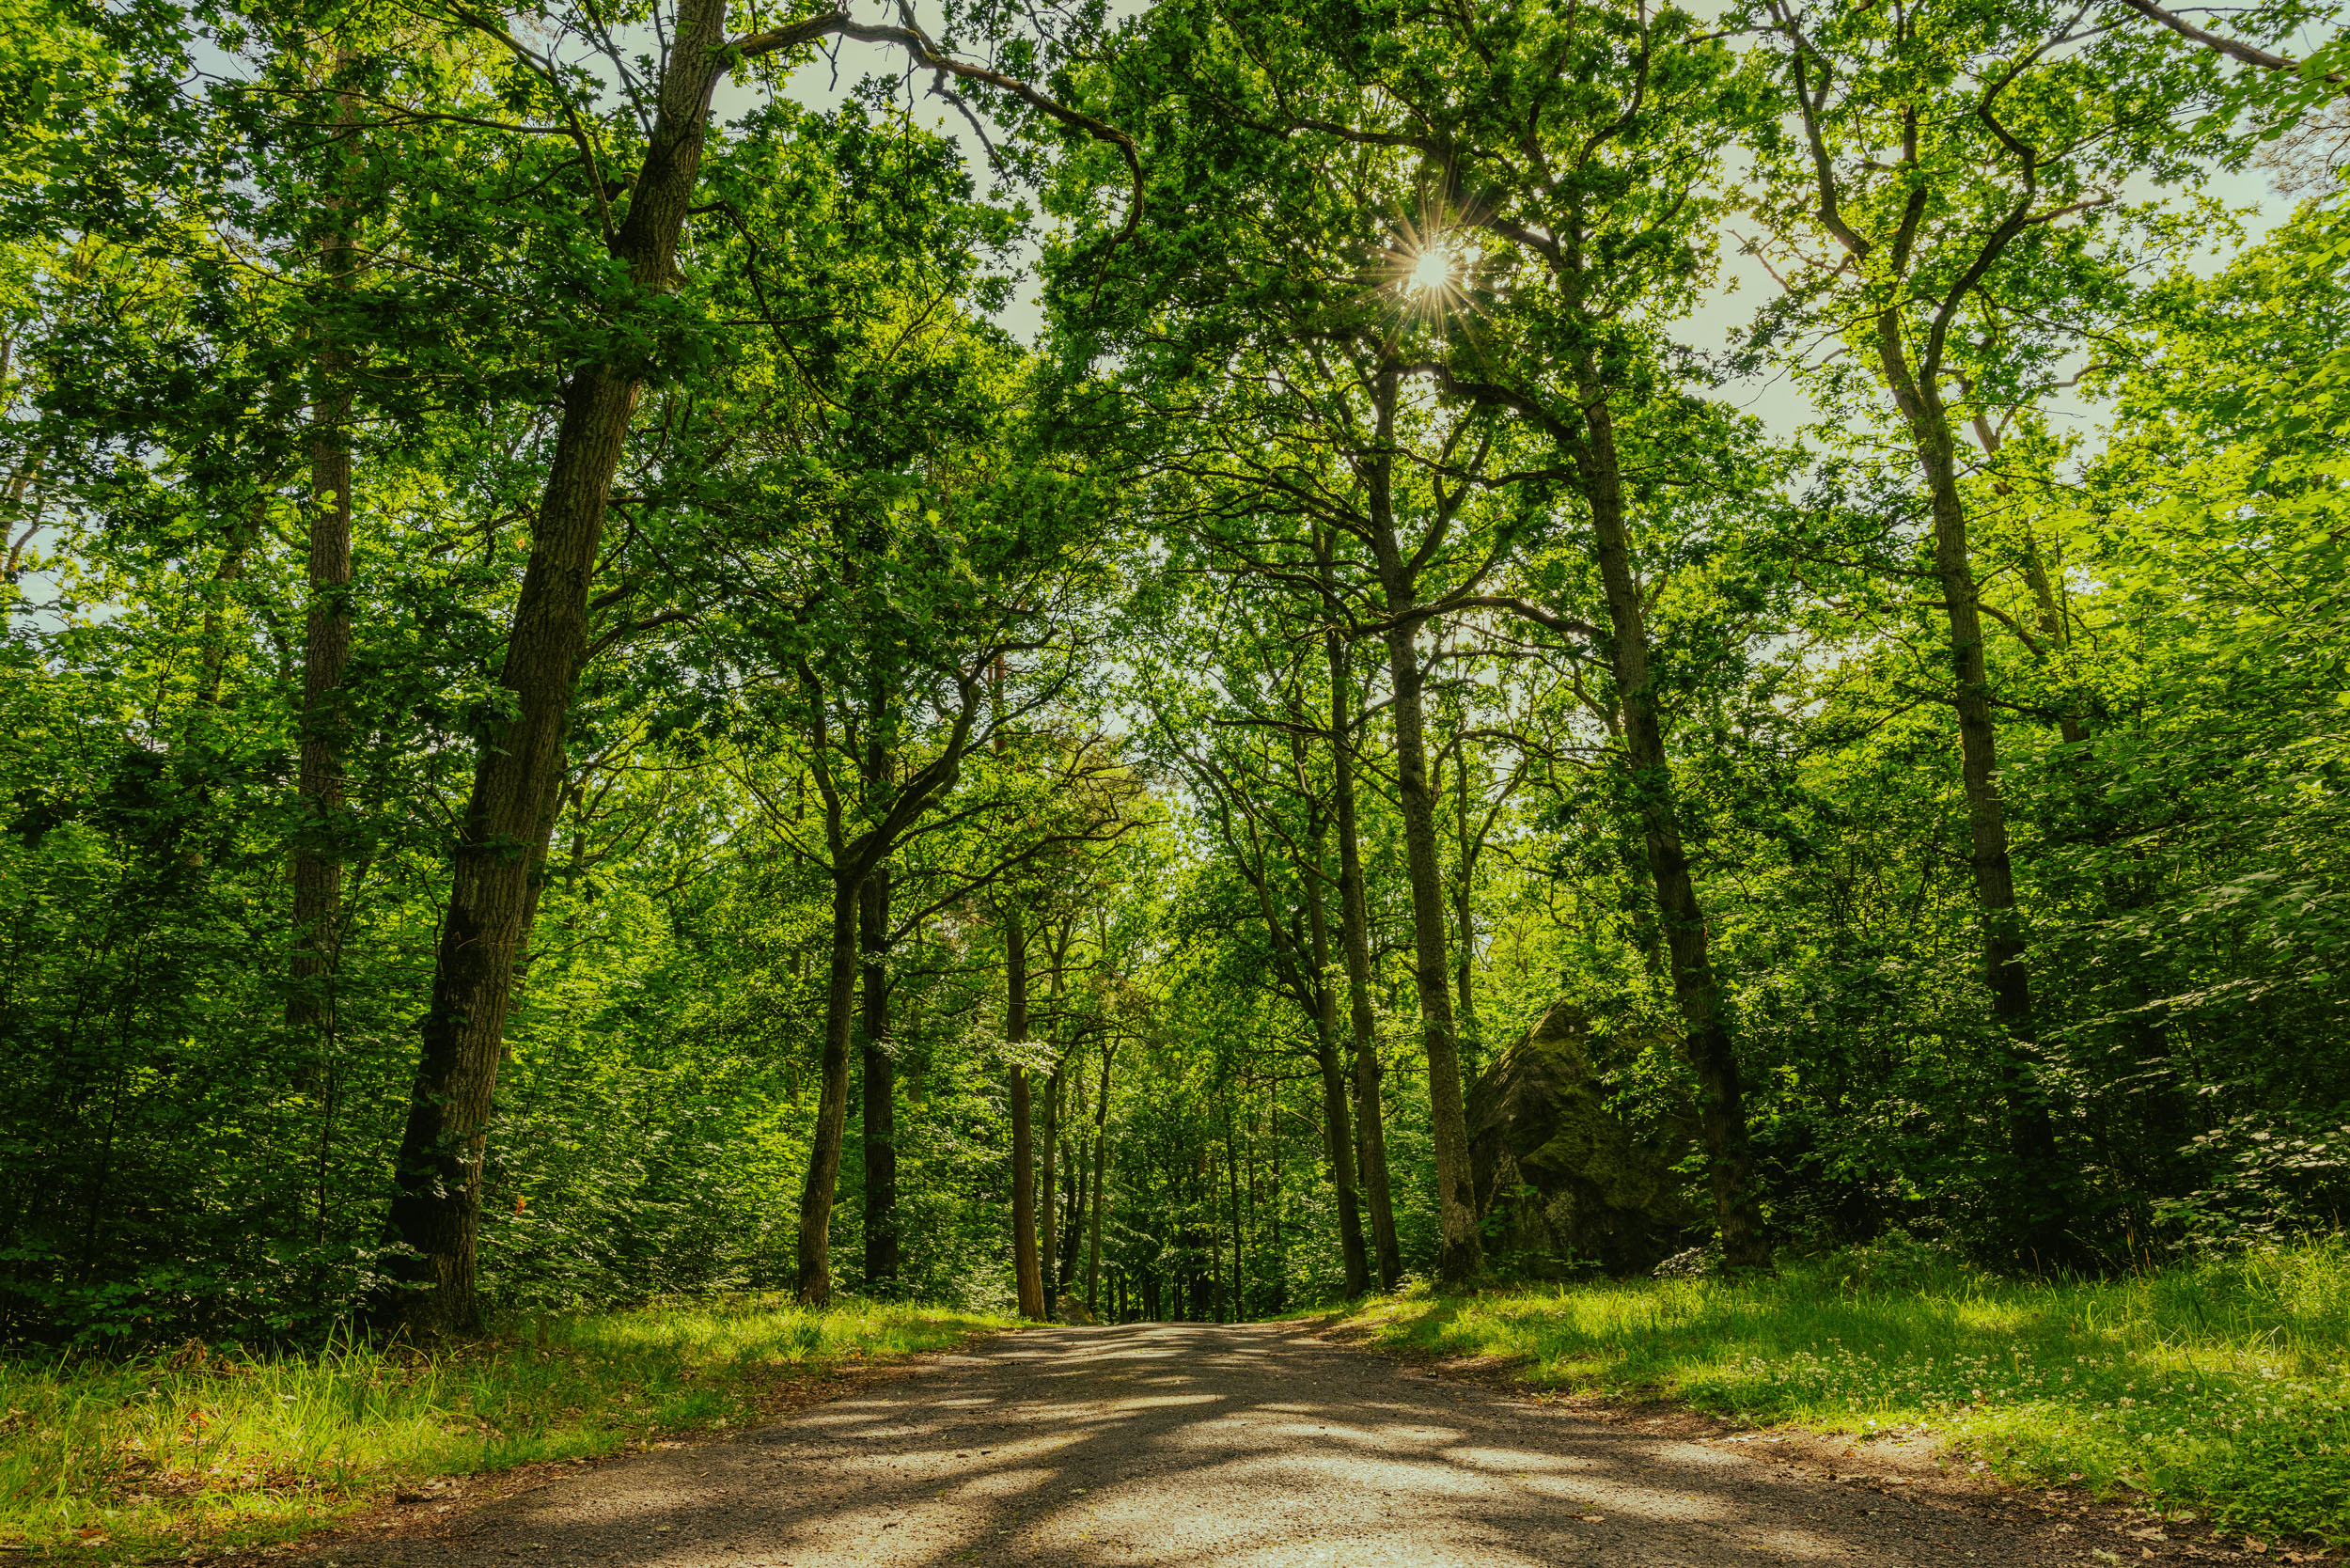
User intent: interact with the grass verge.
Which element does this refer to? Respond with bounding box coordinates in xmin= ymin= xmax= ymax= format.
xmin=0 ymin=1297 xmax=1009 ymax=1560
xmin=1328 ymin=1237 xmax=2350 ymax=1545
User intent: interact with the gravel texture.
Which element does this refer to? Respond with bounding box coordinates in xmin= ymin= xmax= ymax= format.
xmin=298 ymin=1321 xmax=2268 ymax=1567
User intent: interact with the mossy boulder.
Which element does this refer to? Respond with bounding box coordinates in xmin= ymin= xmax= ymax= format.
xmin=1467 ymin=1005 xmax=1702 ymax=1276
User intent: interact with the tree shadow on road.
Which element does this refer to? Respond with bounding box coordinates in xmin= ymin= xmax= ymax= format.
xmin=319 ymin=1321 xmax=2144 ymax=1568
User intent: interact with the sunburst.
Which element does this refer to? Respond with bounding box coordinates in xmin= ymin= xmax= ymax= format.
xmin=1404 ymin=239 xmax=1461 ymax=297
xmin=1376 ymin=200 xmax=1485 ymax=333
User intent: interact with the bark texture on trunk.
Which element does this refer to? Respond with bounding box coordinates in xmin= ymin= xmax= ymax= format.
xmin=293 ymin=69 xmax=356 ymax=1036
xmin=793 ymin=678 xmax=978 ymax=1304
xmin=859 ymin=862 xmax=897 ymax=1294
xmin=1325 ymin=615 xmax=1400 ymax=1290
xmin=1059 ymin=1115 xmax=1088 ymax=1292
xmin=793 ymin=874 xmax=861 ymax=1303
xmin=1039 ymin=1046 xmax=1060 ymax=1315
xmin=382 ymin=366 xmax=636 ymax=1334
xmin=1578 ymin=391 xmax=1767 ymax=1271
xmin=1451 ymin=753 xmax=1480 ymax=1070
xmin=381 ymin=0 xmax=731 ymax=1335
xmin=1086 ymin=1037 xmax=1111 ymax=1315
xmin=1225 ymin=1115 xmax=1245 ymax=1321
xmin=1304 ymin=806 xmax=1370 ymax=1295
xmin=1008 ymin=917 xmax=1045 ymax=1319
xmin=292 ymin=384 xmax=352 ymax=1028
xmin=1362 ymin=365 xmax=1481 ymax=1285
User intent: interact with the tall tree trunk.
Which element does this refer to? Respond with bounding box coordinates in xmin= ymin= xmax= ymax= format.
xmin=1056 ymin=1049 xmax=1086 ymax=1292
xmin=1576 ymin=388 xmax=1767 ymax=1271
xmin=1876 ymin=326 xmax=2067 ymax=1262
xmin=1324 ymin=580 xmax=1400 ymax=1289
xmin=1086 ymin=1036 xmax=1111 ymax=1316
xmin=1363 ymin=368 xmax=1482 ymax=1285
xmin=1207 ymin=1154 xmax=1225 ymax=1323
xmin=1452 ymin=750 xmax=1480 ymax=1072
xmin=794 ymin=681 xmax=977 ymax=1306
xmin=1008 ymin=916 xmax=1045 ymax=1319
xmin=1304 ymin=802 xmax=1370 ymax=1295
xmin=1225 ymin=1111 xmax=1245 ymax=1320
xmin=859 ymin=861 xmax=897 ymax=1294
xmin=1261 ymin=1078 xmax=1285 ymax=1313
xmin=1060 ymin=1121 xmax=1089 ymax=1291
xmin=1039 ymin=1059 xmax=1060 ymax=1314
xmin=380 ymin=0 xmax=732 ymax=1336
xmin=293 ymin=65 xmax=356 ymax=1036
xmin=793 ymin=871 xmax=860 ymax=1303
xmin=384 ymin=709 xmax=572 ymax=1333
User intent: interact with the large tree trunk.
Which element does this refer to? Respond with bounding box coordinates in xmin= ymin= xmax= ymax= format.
xmin=1376 ymin=613 xmax=1481 ymax=1284
xmin=1059 ymin=1116 xmax=1088 ymax=1291
xmin=1008 ymin=916 xmax=1045 ymax=1319
xmin=292 ymin=68 xmax=355 ymax=1036
xmin=1324 ymin=596 xmax=1400 ymax=1290
xmin=1577 ymin=390 xmax=1767 ymax=1271
xmin=379 ymin=0 xmax=732 ymax=1336
xmin=1039 ymin=1056 xmax=1060 ymax=1314
xmin=1363 ymin=369 xmax=1482 ymax=1285
xmin=291 ymin=377 xmax=352 ymax=1028
xmin=1310 ymin=1007 xmax=1370 ymax=1298
xmin=1876 ymin=323 xmax=2067 ymax=1263
xmin=1451 ymin=753 xmax=1480 ymax=1071
xmin=381 ymin=368 xmax=634 ymax=1335
xmin=1086 ymin=1036 xmax=1111 ymax=1315
xmin=1304 ymin=802 xmax=1370 ymax=1295
xmin=1225 ymin=1112 xmax=1245 ymax=1320
xmin=1056 ymin=1042 xmax=1087 ymax=1292
xmin=859 ymin=862 xmax=897 ymax=1294
xmin=794 ymin=872 xmax=861 ymax=1303
xmin=795 ymin=682 xmax=979 ymax=1306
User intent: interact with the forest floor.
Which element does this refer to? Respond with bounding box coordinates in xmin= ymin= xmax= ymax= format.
xmin=213 ymin=1320 xmax=2314 ymax=1568
xmin=1314 ymin=1250 xmax=2350 ymax=1554
xmin=0 ymin=1300 xmax=1010 ymax=1561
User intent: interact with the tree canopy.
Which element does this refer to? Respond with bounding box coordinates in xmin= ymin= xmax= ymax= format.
xmin=4 ymin=0 xmax=2348 ymax=1344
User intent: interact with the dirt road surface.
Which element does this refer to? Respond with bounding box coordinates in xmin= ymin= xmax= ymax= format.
xmin=312 ymin=1322 xmax=2243 ymax=1567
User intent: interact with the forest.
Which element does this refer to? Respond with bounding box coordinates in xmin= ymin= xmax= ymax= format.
xmin=4 ymin=0 xmax=2350 ymax=1549
xmin=8 ymin=0 xmax=2350 ymax=1339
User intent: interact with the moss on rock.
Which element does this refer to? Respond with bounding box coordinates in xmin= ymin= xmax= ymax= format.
xmin=1466 ymin=1006 xmax=1701 ymax=1276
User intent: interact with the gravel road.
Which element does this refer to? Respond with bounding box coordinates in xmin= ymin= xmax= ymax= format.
xmin=313 ymin=1322 xmax=2240 ymax=1567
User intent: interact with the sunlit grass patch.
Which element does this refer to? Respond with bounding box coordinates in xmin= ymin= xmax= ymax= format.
xmin=1333 ymin=1238 xmax=2350 ymax=1544
xmin=0 ymin=1297 xmax=1008 ymax=1560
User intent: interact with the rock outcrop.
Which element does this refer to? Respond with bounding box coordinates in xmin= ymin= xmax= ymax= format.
xmin=1466 ymin=1005 xmax=1701 ymax=1276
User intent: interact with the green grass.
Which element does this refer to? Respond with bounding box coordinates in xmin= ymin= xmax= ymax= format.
xmin=1331 ymin=1237 xmax=2350 ymax=1545
xmin=0 ymin=1297 xmax=1010 ymax=1560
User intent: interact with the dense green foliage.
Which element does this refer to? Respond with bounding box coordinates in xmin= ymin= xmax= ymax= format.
xmin=3 ymin=0 xmax=2348 ymax=1421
